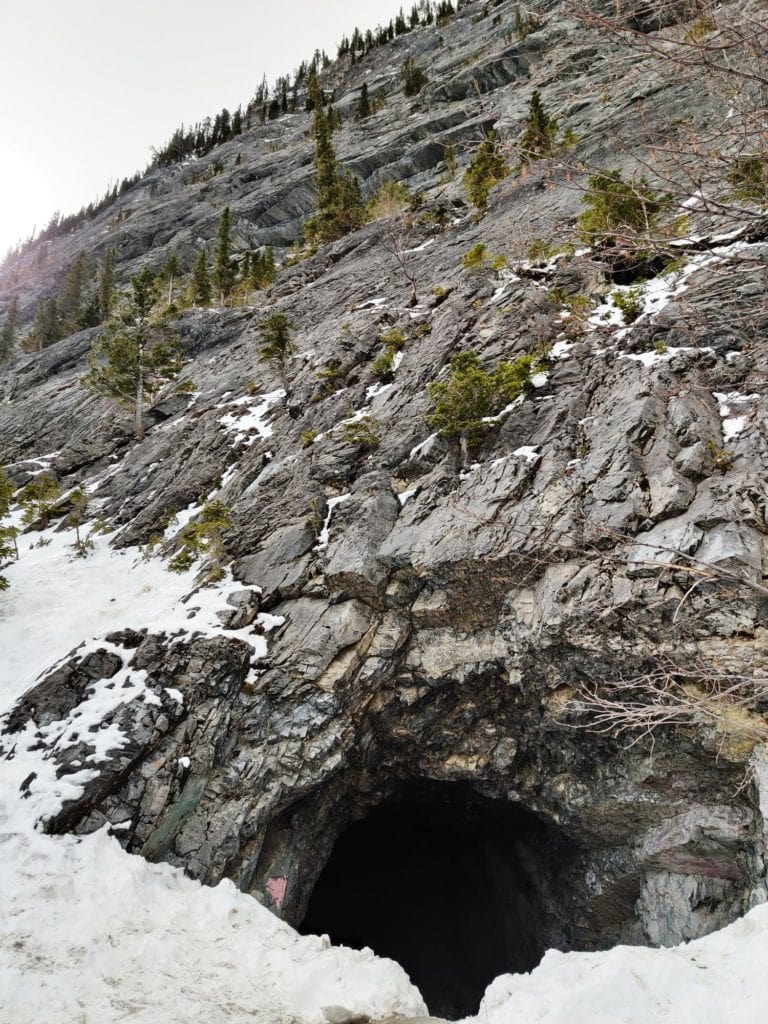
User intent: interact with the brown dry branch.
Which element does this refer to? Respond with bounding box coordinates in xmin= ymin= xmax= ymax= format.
xmin=378 ymin=216 xmax=420 ymax=306
xmin=564 ymin=653 xmax=768 ymax=746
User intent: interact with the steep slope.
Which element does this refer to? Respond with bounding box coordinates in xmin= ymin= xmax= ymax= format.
xmin=1 ymin=1 xmax=768 ymax=1022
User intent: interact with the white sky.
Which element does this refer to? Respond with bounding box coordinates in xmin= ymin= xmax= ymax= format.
xmin=0 ymin=0 xmax=404 ymax=255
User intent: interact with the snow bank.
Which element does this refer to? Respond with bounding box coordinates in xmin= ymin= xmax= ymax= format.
xmin=0 ymin=517 xmax=276 ymax=708
xmin=0 ymin=822 xmax=426 ymax=1024
xmin=0 ymin=511 xmax=426 ymax=1024
xmin=476 ymin=904 xmax=768 ymax=1024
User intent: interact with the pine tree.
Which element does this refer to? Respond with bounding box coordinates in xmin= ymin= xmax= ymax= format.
xmin=66 ymin=486 xmax=92 ymax=557
xmin=19 ymin=472 xmax=61 ymax=528
xmin=304 ymin=73 xmax=364 ymax=246
xmin=251 ymin=248 xmax=276 ymax=290
xmin=58 ymin=250 xmax=91 ymax=335
xmin=358 ymin=82 xmax=371 ymax=119
xmin=519 ymin=90 xmax=557 ymax=163
xmin=463 ymin=132 xmax=510 ymax=214
xmin=168 ymin=499 xmax=232 ymax=582
xmin=258 ymin=313 xmax=295 ymax=396
xmin=402 ymin=58 xmax=428 ymax=96
xmin=25 ymin=297 xmax=59 ymax=351
xmin=213 ymin=207 xmax=235 ymax=303
xmin=162 ymin=250 xmax=180 ymax=306
xmin=307 ymin=67 xmax=323 ymax=112
xmin=98 ymin=248 xmax=116 ymax=322
xmin=81 ymin=267 xmax=182 ymax=441
xmin=0 ymin=296 xmax=18 ymax=362
xmin=193 ymin=250 xmax=212 ymax=306
xmin=0 ymin=469 xmax=18 ymax=590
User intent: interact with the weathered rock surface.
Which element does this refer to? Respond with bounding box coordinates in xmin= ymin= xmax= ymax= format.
xmin=1 ymin=0 xmax=767 ymax=987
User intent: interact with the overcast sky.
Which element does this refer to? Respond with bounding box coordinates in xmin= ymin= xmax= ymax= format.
xmin=0 ymin=0 xmax=403 ymax=255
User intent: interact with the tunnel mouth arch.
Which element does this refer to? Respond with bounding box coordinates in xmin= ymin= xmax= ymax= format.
xmin=298 ymin=781 xmax=578 ymax=1020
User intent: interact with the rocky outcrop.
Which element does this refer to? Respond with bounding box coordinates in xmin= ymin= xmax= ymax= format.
xmin=1 ymin=0 xmax=767 ymax=990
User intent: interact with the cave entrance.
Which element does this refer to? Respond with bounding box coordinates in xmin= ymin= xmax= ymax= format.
xmin=300 ymin=783 xmax=572 ymax=1020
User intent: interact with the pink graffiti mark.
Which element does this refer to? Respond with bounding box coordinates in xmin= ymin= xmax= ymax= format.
xmin=266 ymin=876 xmax=287 ymax=911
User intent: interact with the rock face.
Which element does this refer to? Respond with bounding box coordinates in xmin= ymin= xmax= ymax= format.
xmin=1 ymin=0 xmax=768 ymax=1016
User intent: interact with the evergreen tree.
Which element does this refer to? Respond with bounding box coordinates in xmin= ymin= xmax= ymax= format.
xmin=162 ymin=250 xmax=180 ymax=306
xmin=168 ymin=499 xmax=232 ymax=582
xmin=0 ymin=296 xmax=18 ymax=362
xmin=358 ymin=82 xmax=371 ymax=119
xmin=58 ymin=250 xmax=91 ymax=335
xmin=0 ymin=469 xmax=18 ymax=591
xmin=306 ymin=67 xmax=323 ymax=112
xmin=304 ymin=74 xmax=364 ymax=246
xmin=19 ymin=472 xmax=61 ymax=528
xmin=519 ymin=90 xmax=557 ymax=163
xmin=240 ymin=252 xmax=252 ymax=285
xmin=220 ymin=108 xmax=231 ymax=140
xmin=98 ymin=248 xmax=116 ymax=322
xmin=402 ymin=58 xmax=428 ymax=97
xmin=193 ymin=250 xmax=212 ymax=306
xmin=251 ymin=248 xmax=276 ymax=290
xmin=463 ymin=132 xmax=510 ymax=213
xmin=213 ymin=207 xmax=235 ymax=303
xmin=25 ymin=297 xmax=59 ymax=351
xmin=258 ymin=312 xmax=295 ymax=395
xmin=81 ymin=266 xmax=182 ymax=442
xmin=66 ymin=486 xmax=92 ymax=557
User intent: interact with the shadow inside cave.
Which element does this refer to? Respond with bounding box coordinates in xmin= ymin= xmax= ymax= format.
xmin=300 ymin=784 xmax=570 ymax=1019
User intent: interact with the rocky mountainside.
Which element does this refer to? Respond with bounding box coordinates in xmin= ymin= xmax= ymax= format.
xmin=1 ymin=1 xmax=768 ymax=1020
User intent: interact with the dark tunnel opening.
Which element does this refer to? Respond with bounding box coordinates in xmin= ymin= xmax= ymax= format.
xmin=300 ymin=784 xmax=571 ymax=1019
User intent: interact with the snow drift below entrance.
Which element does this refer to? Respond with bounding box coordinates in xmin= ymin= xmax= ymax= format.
xmin=0 ymin=823 xmax=427 ymax=1024
xmin=477 ymin=902 xmax=768 ymax=1024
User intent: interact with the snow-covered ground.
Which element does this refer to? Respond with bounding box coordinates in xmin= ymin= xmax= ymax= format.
xmin=0 ymin=514 xmax=426 ymax=1024
xmin=478 ymin=905 xmax=768 ymax=1024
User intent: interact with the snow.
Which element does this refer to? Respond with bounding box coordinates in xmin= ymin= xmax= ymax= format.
xmin=0 ymin=518 xmax=288 ymax=709
xmin=354 ymin=296 xmax=388 ymax=312
xmin=478 ymin=904 xmax=768 ymax=1024
xmin=682 ymin=190 xmax=705 ymax=209
xmin=713 ymin=391 xmax=757 ymax=441
xmin=620 ymin=345 xmax=714 ymax=368
xmin=315 ymin=494 xmax=351 ymax=551
xmin=722 ymin=416 xmax=747 ymax=441
xmin=219 ymin=389 xmax=285 ymax=446
xmin=512 ymin=446 xmax=541 ymax=463
xmin=481 ymin=396 xmax=524 ymax=424
xmin=404 ymin=237 xmax=436 ymax=254
xmin=365 ymin=382 xmax=393 ymax=400
xmin=398 ymin=488 xmax=417 ymax=506
xmin=0 ymin=500 xmax=425 ymax=1024
xmin=409 ymin=432 xmax=439 ymax=459
xmin=0 ymin=790 xmax=426 ymax=1024
xmin=339 ymin=408 xmax=370 ymax=427
xmin=550 ymin=339 xmax=574 ymax=360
